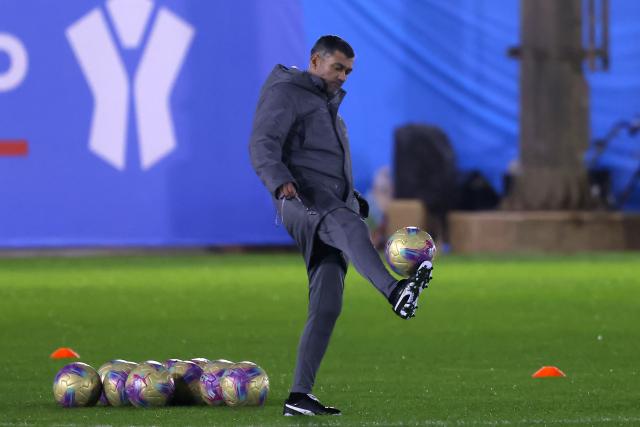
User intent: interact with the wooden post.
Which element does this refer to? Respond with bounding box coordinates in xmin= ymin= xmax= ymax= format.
xmin=505 ymin=0 xmax=594 ymax=210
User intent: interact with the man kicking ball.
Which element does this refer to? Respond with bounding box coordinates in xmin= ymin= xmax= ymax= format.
xmin=249 ymin=35 xmax=434 ymax=416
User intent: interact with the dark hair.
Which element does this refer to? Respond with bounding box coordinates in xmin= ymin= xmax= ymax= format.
xmin=311 ymin=35 xmax=355 ymax=59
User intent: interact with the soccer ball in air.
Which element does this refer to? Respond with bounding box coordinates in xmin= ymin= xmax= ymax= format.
xmin=220 ymin=361 xmax=270 ymax=407
xmin=103 ymin=361 xmax=137 ymax=406
xmin=53 ymin=362 xmax=102 ymax=407
xmin=385 ymin=226 xmax=436 ymax=277
xmin=125 ymin=361 xmax=174 ymax=407
xmin=199 ymin=359 xmax=233 ymax=406
xmin=165 ymin=359 xmax=203 ymax=405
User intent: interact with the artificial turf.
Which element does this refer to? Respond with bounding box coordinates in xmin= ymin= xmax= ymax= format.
xmin=0 ymin=252 xmax=639 ymax=426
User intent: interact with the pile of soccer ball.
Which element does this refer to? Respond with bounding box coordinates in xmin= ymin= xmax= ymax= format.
xmin=53 ymin=358 xmax=269 ymax=408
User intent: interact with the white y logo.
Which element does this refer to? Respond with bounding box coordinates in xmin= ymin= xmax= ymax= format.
xmin=66 ymin=0 xmax=195 ymax=170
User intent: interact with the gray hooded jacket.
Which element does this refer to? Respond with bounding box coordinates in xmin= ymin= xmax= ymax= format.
xmin=249 ymin=65 xmax=360 ymax=263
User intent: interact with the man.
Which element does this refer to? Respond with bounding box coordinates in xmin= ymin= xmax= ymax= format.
xmin=249 ymin=35 xmax=433 ymax=416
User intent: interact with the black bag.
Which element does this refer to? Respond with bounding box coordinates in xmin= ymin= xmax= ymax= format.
xmin=457 ymin=171 xmax=500 ymax=210
xmin=393 ymin=124 xmax=457 ymax=214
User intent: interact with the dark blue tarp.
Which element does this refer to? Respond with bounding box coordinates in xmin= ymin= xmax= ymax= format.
xmin=0 ymin=0 xmax=638 ymax=247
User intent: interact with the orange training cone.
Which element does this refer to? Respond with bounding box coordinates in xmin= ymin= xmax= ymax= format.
xmin=532 ymin=366 xmax=566 ymax=378
xmin=50 ymin=347 xmax=80 ymax=359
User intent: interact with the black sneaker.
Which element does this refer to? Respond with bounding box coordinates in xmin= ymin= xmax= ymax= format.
xmin=388 ymin=260 xmax=433 ymax=319
xmin=283 ymin=393 xmax=341 ymax=416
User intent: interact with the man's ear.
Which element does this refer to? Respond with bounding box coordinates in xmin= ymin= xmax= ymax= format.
xmin=310 ymin=53 xmax=321 ymax=70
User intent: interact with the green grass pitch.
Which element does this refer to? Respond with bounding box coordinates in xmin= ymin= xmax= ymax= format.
xmin=0 ymin=252 xmax=639 ymax=426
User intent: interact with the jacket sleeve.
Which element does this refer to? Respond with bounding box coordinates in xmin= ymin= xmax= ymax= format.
xmin=249 ymin=84 xmax=298 ymax=197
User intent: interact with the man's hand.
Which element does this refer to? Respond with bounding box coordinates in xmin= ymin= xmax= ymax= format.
xmin=277 ymin=182 xmax=298 ymax=199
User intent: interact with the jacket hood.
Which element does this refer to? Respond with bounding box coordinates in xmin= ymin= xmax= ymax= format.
xmin=264 ymin=64 xmax=346 ymax=99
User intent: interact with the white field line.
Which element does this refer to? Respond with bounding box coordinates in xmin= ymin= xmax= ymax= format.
xmin=3 ymin=416 xmax=640 ymax=427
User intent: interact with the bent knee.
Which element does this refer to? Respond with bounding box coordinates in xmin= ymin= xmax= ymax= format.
xmin=333 ymin=209 xmax=368 ymax=235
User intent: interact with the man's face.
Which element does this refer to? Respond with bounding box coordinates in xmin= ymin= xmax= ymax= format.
xmin=309 ymin=50 xmax=354 ymax=94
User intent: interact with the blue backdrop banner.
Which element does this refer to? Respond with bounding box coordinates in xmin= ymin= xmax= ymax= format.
xmin=1 ymin=0 xmax=638 ymax=247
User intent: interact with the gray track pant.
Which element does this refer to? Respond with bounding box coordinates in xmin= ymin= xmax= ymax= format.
xmin=291 ymin=208 xmax=397 ymax=394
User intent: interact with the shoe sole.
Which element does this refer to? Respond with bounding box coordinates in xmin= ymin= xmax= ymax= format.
xmin=283 ymin=404 xmax=315 ymax=416
xmin=283 ymin=404 xmax=341 ymax=416
xmin=405 ymin=263 xmax=432 ymax=317
xmin=284 ymin=413 xmax=341 ymax=416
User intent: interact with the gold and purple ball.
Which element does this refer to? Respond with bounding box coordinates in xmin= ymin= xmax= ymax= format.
xmin=97 ymin=359 xmax=136 ymax=406
xmin=163 ymin=358 xmax=182 ymax=369
xmin=103 ymin=362 xmax=137 ymax=406
xmin=166 ymin=360 xmax=203 ymax=405
xmin=199 ymin=359 xmax=233 ymax=406
xmin=125 ymin=360 xmax=174 ymax=407
xmin=190 ymin=358 xmax=211 ymax=369
xmin=220 ymin=362 xmax=270 ymax=407
xmin=97 ymin=359 xmax=131 ymax=379
xmin=242 ymin=363 xmax=269 ymax=406
xmin=97 ymin=359 xmax=129 ymax=405
xmin=385 ymin=226 xmax=436 ymax=277
xmin=53 ymin=362 xmax=102 ymax=407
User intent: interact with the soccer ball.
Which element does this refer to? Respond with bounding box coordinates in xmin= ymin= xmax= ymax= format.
xmin=385 ymin=226 xmax=436 ymax=276
xmin=166 ymin=360 xmax=203 ymax=405
xmin=220 ymin=361 xmax=270 ymax=407
xmin=97 ymin=359 xmax=131 ymax=379
xmin=53 ymin=362 xmax=102 ymax=407
xmin=103 ymin=361 xmax=137 ymax=406
xmin=125 ymin=360 xmax=174 ymax=407
xmin=190 ymin=357 xmax=211 ymax=369
xmin=163 ymin=358 xmax=183 ymax=369
xmin=241 ymin=362 xmax=270 ymax=406
xmin=97 ymin=359 xmax=130 ymax=405
xmin=97 ymin=359 xmax=136 ymax=406
xmin=199 ymin=359 xmax=233 ymax=406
